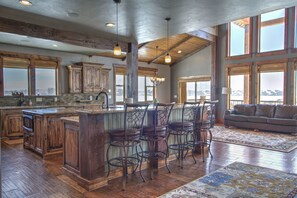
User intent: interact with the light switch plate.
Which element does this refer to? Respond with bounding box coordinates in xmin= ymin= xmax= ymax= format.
xmin=36 ymin=97 xmax=42 ymax=102
xmin=54 ymin=97 xmax=58 ymax=102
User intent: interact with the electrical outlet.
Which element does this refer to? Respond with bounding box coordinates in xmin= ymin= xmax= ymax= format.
xmin=54 ymin=97 xmax=58 ymax=102
xmin=36 ymin=97 xmax=42 ymax=102
xmin=174 ymin=95 xmax=177 ymax=98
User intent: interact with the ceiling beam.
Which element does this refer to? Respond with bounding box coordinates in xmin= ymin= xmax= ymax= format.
xmin=187 ymin=30 xmax=216 ymax=42
xmin=148 ymin=35 xmax=193 ymax=64
xmin=0 ymin=17 xmax=128 ymax=52
xmin=170 ymin=43 xmax=211 ymax=67
xmin=121 ymin=42 xmax=148 ymax=61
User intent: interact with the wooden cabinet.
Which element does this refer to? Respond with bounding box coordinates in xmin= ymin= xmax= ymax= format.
xmin=67 ymin=65 xmax=83 ymax=93
xmin=0 ymin=109 xmax=24 ymax=138
xmin=67 ymin=62 xmax=110 ymax=94
xmin=23 ymin=109 xmax=78 ymax=159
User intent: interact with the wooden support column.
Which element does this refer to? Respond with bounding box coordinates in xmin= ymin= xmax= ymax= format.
xmin=126 ymin=42 xmax=138 ymax=102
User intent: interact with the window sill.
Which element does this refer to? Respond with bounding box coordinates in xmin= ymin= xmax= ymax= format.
xmin=255 ymin=49 xmax=287 ymax=57
xmin=225 ymin=54 xmax=251 ymax=60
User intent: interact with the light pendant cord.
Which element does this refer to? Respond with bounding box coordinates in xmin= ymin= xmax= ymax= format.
xmin=167 ymin=19 xmax=169 ymax=53
xmin=116 ymin=2 xmax=119 ymax=45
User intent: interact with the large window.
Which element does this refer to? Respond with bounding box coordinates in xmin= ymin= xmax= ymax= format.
xmin=183 ymin=77 xmax=211 ymax=102
xmin=227 ymin=65 xmax=250 ymax=108
xmin=228 ymin=18 xmax=251 ymax=56
xmin=259 ymin=9 xmax=285 ymax=53
xmin=4 ymin=68 xmax=29 ymax=96
xmin=114 ymin=65 xmax=156 ymax=104
xmin=35 ymin=68 xmax=56 ymax=96
xmin=257 ymin=63 xmax=285 ymax=104
xmin=1 ymin=56 xmax=58 ymax=96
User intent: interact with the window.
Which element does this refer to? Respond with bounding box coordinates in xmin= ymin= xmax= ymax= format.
xmin=257 ymin=62 xmax=285 ymax=104
xmin=228 ymin=18 xmax=251 ymax=56
xmin=1 ymin=56 xmax=59 ymax=96
xmin=114 ymin=65 xmax=156 ymax=104
xmin=181 ymin=76 xmax=211 ymax=102
xmin=227 ymin=65 xmax=250 ymax=108
xmin=35 ymin=68 xmax=56 ymax=96
xmin=4 ymin=68 xmax=29 ymax=96
xmin=295 ymin=7 xmax=297 ymax=48
xmin=259 ymin=9 xmax=285 ymax=53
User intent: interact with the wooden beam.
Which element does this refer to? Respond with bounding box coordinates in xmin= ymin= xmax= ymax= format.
xmin=0 ymin=17 xmax=128 ymax=52
xmin=170 ymin=43 xmax=211 ymax=67
xmin=148 ymin=35 xmax=193 ymax=64
xmin=187 ymin=30 xmax=216 ymax=42
xmin=121 ymin=42 xmax=148 ymax=61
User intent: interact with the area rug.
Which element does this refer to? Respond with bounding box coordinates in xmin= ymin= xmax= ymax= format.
xmin=2 ymin=138 xmax=23 ymax=145
xmin=159 ymin=162 xmax=297 ymax=198
xmin=211 ymin=126 xmax=297 ymax=152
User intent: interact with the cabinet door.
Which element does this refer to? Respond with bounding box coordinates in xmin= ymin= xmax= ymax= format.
xmin=47 ymin=117 xmax=63 ymax=151
xmin=100 ymin=69 xmax=110 ymax=90
xmin=7 ymin=114 xmax=23 ymax=137
xmin=83 ymin=66 xmax=94 ymax=93
xmin=92 ymin=67 xmax=101 ymax=93
xmin=72 ymin=69 xmax=82 ymax=93
xmin=34 ymin=116 xmax=44 ymax=154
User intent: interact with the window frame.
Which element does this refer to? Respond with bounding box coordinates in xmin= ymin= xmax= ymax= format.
xmin=256 ymin=8 xmax=288 ymax=56
xmin=0 ymin=53 xmax=60 ymax=97
xmin=226 ymin=17 xmax=252 ymax=59
xmin=226 ymin=63 xmax=252 ymax=109
xmin=178 ymin=76 xmax=211 ymax=103
xmin=255 ymin=60 xmax=287 ymax=105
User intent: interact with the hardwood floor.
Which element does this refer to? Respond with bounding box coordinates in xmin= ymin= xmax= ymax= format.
xmin=1 ymin=137 xmax=297 ymax=198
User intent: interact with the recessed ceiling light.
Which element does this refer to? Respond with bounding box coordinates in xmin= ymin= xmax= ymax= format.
xmin=52 ymin=44 xmax=58 ymax=47
xmin=177 ymin=50 xmax=182 ymax=54
xmin=105 ymin=23 xmax=115 ymax=27
xmin=19 ymin=0 xmax=32 ymax=6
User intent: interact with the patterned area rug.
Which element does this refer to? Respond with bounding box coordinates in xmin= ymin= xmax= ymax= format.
xmin=159 ymin=162 xmax=297 ymax=198
xmin=211 ymin=126 xmax=297 ymax=152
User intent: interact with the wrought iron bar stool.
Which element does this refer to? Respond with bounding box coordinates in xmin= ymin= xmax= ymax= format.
xmin=168 ymin=102 xmax=200 ymax=168
xmin=196 ymin=100 xmax=218 ymax=161
xmin=106 ymin=103 xmax=149 ymax=190
xmin=139 ymin=103 xmax=174 ymax=180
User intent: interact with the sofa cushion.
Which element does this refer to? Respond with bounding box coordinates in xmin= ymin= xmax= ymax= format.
xmin=274 ymin=105 xmax=297 ymax=119
xmin=267 ymin=118 xmax=297 ymax=126
xmin=247 ymin=116 xmax=268 ymax=123
xmin=233 ymin=104 xmax=256 ymax=116
xmin=255 ymin=104 xmax=275 ymax=118
xmin=224 ymin=114 xmax=249 ymax=122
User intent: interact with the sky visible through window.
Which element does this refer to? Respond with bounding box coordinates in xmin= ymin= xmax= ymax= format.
xmin=4 ymin=68 xmax=28 ymax=96
xmin=230 ymin=9 xmax=284 ymax=104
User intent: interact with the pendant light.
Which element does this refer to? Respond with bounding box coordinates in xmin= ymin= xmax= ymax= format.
xmin=113 ymin=0 xmax=121 ymax=56
xmin=165 ymin=17 xmax=171 ymax=63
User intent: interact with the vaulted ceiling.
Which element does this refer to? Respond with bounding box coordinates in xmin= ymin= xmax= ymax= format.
xmin=0 ymin=0 xmax=296 ymax=65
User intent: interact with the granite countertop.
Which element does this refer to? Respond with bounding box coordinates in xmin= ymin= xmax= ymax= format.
xmin=0 ymin=103 xmax=101 ymax=110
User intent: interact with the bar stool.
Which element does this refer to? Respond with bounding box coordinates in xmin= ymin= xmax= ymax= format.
xmin=168 ymin=102 xmax=200 ymax=168
xmin=196 ymin=100 xmax=218 ymax=161
xmin=139 ymin=103 xmax=174 ymax=180
xmin=106 ymin=103 xmax=149 ymax=190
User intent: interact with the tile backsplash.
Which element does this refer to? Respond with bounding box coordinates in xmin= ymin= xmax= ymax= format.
xmin=0 ymin=93 xmax=105 ymax=107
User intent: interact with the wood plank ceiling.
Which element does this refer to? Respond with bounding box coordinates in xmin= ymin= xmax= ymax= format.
xmin=95 ymin=33 xmax=212 ymax=66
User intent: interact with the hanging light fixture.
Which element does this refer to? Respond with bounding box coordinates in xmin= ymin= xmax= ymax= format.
xmin=113 ymin=0 xmax=121 ymax=56
xmin=165 ymin=17 xmax=171 ymax=63
xmin=151 ymin=46 xmax=165 ymax=86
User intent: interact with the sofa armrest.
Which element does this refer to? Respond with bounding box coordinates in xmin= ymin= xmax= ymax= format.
xmin=225 ymin=109 xmax=235 ymax=115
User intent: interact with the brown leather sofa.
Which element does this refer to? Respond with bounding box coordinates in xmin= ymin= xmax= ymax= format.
xmin=224 ymin=104 xmax=297 ymax=135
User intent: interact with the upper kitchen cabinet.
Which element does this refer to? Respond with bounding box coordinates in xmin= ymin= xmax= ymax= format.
xmin=67 ymin=62 xmax=110 ymax=93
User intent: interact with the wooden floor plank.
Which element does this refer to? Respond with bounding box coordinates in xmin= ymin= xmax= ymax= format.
xmin=1 ymin=138 xmax=297 ymax=197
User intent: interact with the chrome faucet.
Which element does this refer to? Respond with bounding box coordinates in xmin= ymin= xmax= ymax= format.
xmin=95 ymin=91 xmax=109 ymax=109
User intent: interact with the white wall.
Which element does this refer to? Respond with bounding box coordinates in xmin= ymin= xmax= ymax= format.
xmin=0 ymin=44 xmax=171 ymax=103
xmin=170 ymin=46 xmax=212 ymax=102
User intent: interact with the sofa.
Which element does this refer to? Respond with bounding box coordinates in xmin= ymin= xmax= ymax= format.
xmin=224 ymin=104 xmax=297 ymax=135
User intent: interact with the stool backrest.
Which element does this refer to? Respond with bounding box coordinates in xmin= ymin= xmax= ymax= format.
xmin=153 ymin=103 xmax=175 ymax=127
xmin=124 ymin=103 xmax=149 ymax=132
xmin=201 ymin=100 xmax=218 ymax=123
xmin=182 ymin=102 xmax=200 ymax=125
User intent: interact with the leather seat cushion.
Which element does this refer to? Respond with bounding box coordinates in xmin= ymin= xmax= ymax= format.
xmin=247 ymin=116 xmax=268 ymax=123
xmin=224 ymin=114 xmax=248 ymax=122
xmin=267 ymin=118 xmax=297 ymax=126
